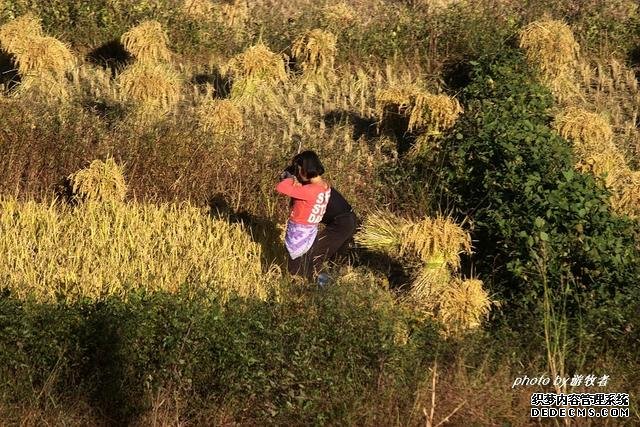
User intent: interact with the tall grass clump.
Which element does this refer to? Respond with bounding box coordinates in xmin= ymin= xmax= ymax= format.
xmin=68 ymin=158 xmax=127 ymax=203
xmin=0 ymin=14 xmax=75 ymax=101
xmin=121 ymin=20 xmax=171 ymax=64
xmin=0 ymin=197 xmax=275 ymax=302
xmin=355 ymin=210 xmax=488 ymax=334
xmin=227 ymin=42 xmax=287 ymax=108
xmin=519 ymin=19 xmax=580 ymax=102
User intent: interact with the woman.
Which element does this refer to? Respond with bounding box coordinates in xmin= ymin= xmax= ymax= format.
xmin=276 ymin=151 xmax=331 ymax=280
xmin=277 ymin=151 xmax=357 ymax=286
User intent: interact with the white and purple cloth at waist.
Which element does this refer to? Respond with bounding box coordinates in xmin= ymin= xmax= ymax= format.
xmin=284 ymin=220 xmax=318 ymax=259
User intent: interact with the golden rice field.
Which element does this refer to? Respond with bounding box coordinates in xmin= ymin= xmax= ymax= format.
xmin=1 ymin=1 xmax=640 ymax=425
xmin=0 ymin=8 xmax=639 ymax=327
xmin=0 ymin=197 xmax=276 ymax=302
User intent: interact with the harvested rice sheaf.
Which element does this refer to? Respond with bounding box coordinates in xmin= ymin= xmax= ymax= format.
xmin=554 ymin=107 xmax=625 ymax=182
xmin=356 ymin=211 xmax=471 ymax=266
xmin=227 ymin=42 xmax=287 ymax=105
xmin=12 ymin=35 xmax=75 ymax=78
xmin=376 ymin=86 xmax=462 ymax=134
xmin=196 ymin=98 xmax=244 ymax=134
xmin=321 ymin=2 xmax=356 ymax=28
xmin=121 ymin=20 xmax=171 ymax=63
xmin=69 ymin=158 xmax=128 ymax=203
xmin=403 ymin=216 xmax=472 ymax=267
xmin=0 ymin=13 xmax=43 ymax=53
xmin=228 ymin=42 xmax=287 ymax=83
xmin=437 ymin=278 xmax=491 ymax=334
xmin=519 ymin=19 xmax=580 ymax=100
xmin=409 ymin=92 xmax=463 ymax=132
xmin=292 ymin=29 xmax=337 ymax=74
xmin=117 ymin=61 xmax=181 ymax=114
xmin=0 ymin=14 xmax=76 ymax=101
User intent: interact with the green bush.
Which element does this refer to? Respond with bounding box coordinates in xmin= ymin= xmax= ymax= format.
xmin=0 ymin=284 xmax=441 ymax=424
xmin=427 ymin=49 xmax=640 ymax=348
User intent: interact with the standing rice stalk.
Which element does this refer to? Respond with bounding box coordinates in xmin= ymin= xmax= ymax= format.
xmin=0 ymin=196 xmax=277 ymax=302
xmin=182 ymin=0 xmax=214 ymax=19
xmin=220 ymin=0 xmax=249 ymax=28
xmin=121 ymin=20 xmax=171 ymax=64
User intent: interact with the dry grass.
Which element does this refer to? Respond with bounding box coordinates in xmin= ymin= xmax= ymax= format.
xmin=121 ymin=20 xmax=171 ymax=64
xmin=519 ymin=19 xmax=580 ymax=102
xmin=68 ymin=158 xmax=128 ymax=203
xmin=117 ymin=61 xmax=182 ymax=117
xmin=196 ymin=98 xmax=244 ymax=134
xmin=0 ymin=196 xmax=277 ymax=302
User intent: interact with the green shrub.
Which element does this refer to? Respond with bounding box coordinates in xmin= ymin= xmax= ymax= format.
xmin=428 ymin=49 xmax=640 ymax=349
xmin=0 ymin=284 xmax=441 ymax=424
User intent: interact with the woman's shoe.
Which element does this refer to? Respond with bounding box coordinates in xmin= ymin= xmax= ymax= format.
xmin=316 ymin=273 xmax=331 ymax=289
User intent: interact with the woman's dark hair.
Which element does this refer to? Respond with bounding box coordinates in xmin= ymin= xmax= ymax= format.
xmin=293 ymin=150 xmax=324 ymax=180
